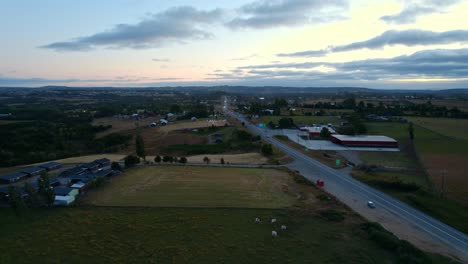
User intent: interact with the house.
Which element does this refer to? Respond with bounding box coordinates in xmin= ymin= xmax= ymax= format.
xmin=79 ymin=162 xmax=100 ymax=172
xmin=94 ymin=158 xmax=111 ymax=168
xmin=38 ymin=162 xmax=62 ymax=171
xmin=299 ymin=125 xmax=336 ymax=137
xmin=21 ymin=167 xmax=46 ymax=177
xmin=69 ymin=173 xmax=96 ymax=184
xmin=160 ymin=119 xmax=168 ymax=125
xmin=59 ymin=166 xmax=88 ymax=177
xmin=49 ymin=177 xmax=62 ymax=187
xmin=53 ymin=186 xmax=79 ymax=197
xmin=263 ymin=109 xmax=274 ymax=115
xmin=95 ymin=169 xmax=114 ymax=178
xmin=54 ymin=195 xmax=75 ymax=206
xmin=150 ymin=122 xmax=157 ymax=127
xmin=0 ymin=172 xmax=28 ymax=184
xmin=191 ymin=116 xmax=197 ymax=121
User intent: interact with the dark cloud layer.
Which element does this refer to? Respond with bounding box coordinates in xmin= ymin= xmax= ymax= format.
xmin=41 ymin=6 xmax=223 ymax=51
xmin=220 ymin=48 xmax=468 ymax=82
xmin=380 ymin=0 xmax=460 ymax=24
xmin=278 ymin=29 xmax=468 ymax=57
xmin=226 ymin=0 xmax=348 ymax=29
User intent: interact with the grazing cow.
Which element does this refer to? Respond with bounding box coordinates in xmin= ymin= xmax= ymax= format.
xmin=272 ymin=231 xmax=278 ymax=237
xmin=271 ymin=218 xmax=277 ymax=224
xmin=255 ymin=217 xmax=261 ymax=223
xmin=281 ymin=225 xmax=287 ymax=230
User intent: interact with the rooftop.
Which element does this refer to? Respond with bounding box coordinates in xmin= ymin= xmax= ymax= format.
xmin=21 ymin=167 xmax=46 ymax=174
xmin=332 ymin=134 xmax=397 ymax=142
xmin=0 ymin=172 xmax=28 ymax=180
xmin=38 ymin=161 xmax=62 ymax=169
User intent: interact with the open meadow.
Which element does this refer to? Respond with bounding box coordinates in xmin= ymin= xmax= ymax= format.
xmin=257 ymin=115 xmax=341 ymax=125
xmin=84 ymin=166 xmax=295 ymax=208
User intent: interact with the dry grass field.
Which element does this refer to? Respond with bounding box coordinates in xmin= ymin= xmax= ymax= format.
xmin=84 ymin=166 xmax=296 ymax=208
xmin=159 ymin=119 xmax=228 ymax=132
xmin=92 ymin=117 xmax=141 ymax=138
xmin=186 ymin=153 xmax=268 ymax=164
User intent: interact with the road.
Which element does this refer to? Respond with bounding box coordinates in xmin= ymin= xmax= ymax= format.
xmin=224 ymin=97 xmax=468 ymax=261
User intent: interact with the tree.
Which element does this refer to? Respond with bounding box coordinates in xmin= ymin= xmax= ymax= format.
xmin=278 ymin=118 xmax=294 ymax=128
xmin=124 ymin=155 xmax=140 ymax=168
xmin=320 ymin=127 xmax=331 ymax=138
xmin=170 ymin=104 xmax=182 ymax=113
xmin=111 ymin=161 xmax=122 ymax=171
xmin=408 ymin=122 xmax=414 ymax=140
xmin=135 ymin=134 xmax=146 ymax=160
xmin=162 ymin=156 xmax=171 ymax=162
xmin=154 ymin=155 xmax=161 ymax=163
xmin=261 ymin=144 xmax=273 ymax=156
xmin=179 ymin=157 xmax=187 ymax=164
xmin=8 ymin=186 xmax=26 ymax=215
xmin=203 ymin=156 xmax=210 ymax=164
xmin=38 ymin=172 xmax=55 ymax=206
xmin=220 ymin=158 xmax=225 ymax=164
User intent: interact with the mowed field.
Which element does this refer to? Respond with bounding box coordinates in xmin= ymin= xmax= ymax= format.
xmin=84 ymin=166 xmax=295 ymax=208
xmin=186 ymin=153 xmax=267 ymax=164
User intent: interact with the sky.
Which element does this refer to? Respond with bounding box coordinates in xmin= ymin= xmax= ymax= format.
xmin=1 ymin=0 xmax=468 ymax=89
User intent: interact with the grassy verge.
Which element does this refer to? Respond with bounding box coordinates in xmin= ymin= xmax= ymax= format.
xmin=274 ymin=135 xmax=347 ymax=169
xmin=352 ymin=170 xmax=468 ymax=234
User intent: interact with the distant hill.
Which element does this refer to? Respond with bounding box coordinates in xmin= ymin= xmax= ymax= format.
xmin=1 ymin=85 xmax=468 ymax=95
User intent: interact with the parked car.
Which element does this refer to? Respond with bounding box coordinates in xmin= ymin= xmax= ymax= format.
xmin=367 ymin=201 xmax=376 ymax=208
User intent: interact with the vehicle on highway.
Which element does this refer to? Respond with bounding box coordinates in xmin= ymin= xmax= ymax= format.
xmin=367 ymin=201 xmax=376 ymax=208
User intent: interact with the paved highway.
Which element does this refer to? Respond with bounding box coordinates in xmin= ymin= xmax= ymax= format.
xmin=224 ymin=97 xmax=468 ymax=260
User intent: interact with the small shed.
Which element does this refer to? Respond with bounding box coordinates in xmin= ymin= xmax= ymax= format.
xmin=53 ymin=186 xmax=79 ymax=197
xmin=71 ymin=180 xmax=92 ymax=193
xmin=54 ymin=195 xmax=75 ymax=206
xmin=80 ymin=162 xmax=100 ymax=172
xmin=21 ymin=167 xmax=46 ymax=176
xmin=38 ymin=162 xmax=62 ymax=171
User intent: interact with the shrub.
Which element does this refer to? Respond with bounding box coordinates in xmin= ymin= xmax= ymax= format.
xmin=220 ymin=158 xmax=225 ymax=164
xmin=111 ymin=161 xmax=122 ymax=171
xmin=203 ymin=156 xmax=210 ymax=164
xmin=261 ymin=144 xmax=273 ymax=156
xmin=293 ymin=174 xmax=314 ymax=186
xmin=320 ymin=209 xmax=345 ymax=222
xmin=179 ymin=157 xmax=187 ymax=164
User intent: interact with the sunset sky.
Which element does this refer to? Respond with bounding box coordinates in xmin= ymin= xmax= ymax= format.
xmin=1 ymin=0 xmax=468 ymax=88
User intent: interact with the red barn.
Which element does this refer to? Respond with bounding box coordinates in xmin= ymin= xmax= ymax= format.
xmin=331 ymin=135 xmax=398 ymax=148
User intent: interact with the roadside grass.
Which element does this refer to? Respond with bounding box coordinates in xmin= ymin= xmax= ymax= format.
xmin=352 ymin=170 xmax=468 ymax=234
xmin=274 ymin=135 xmax=347 ymax=169
xmin=83 ymin=166 xmax=296 ymax=208
xmin=258 ymin=115 xmax=341 ymax=125
xmin=358 ymin=151 xmax=417 ymax=169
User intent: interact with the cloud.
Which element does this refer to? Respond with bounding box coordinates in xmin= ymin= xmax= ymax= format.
xmin=41 ymin=6 xmax=224 ymax=51
xmin=231 ymin=54 xmax=259 ymax=61
xmin=380 ymin=0 xmax=460 ymax=24
xmin=218 ymin=48 xmax=468 ymax=83
xmin=278 ymin=29 xmax=468 ymax=57
xmin=226 ymin=0 xmax=348 ymax=29
xmin=152 ymin=58 xmax=171 ymax=62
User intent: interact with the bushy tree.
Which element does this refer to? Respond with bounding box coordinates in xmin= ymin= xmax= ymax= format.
xmin=135 ymin=134 xmax=146 ymax=160
xmin=278 ymin=118 xmax=294 ymax=128
xmin=154 ymin=155 xmax=161 ymax=163
xmin=320 ymin=127 xmax=331 ymax=138
xmin=220 ymin=158 xmax=225 ymax=164
xmin=38 ymin=172 xmax=54 ymax=206
xmin=179 ymin=157 xmax=187 ymax=164
xmin=8 ymin=186 xmax=26 ymax=215
xmin=203 ymin=156 xmax=210 ymax=164
xmin=124 ymin=155 xmax=140 ymax=168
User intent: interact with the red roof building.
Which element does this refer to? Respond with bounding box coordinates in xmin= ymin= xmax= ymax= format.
xmin=331 ymin=135 xmax=398 ymax=148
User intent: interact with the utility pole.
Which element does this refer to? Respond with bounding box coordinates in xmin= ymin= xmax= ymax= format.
xmin=440 ymin=169 xmax=447 ymax=197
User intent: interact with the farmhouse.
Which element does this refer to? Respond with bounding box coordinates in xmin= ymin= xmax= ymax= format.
xmin=331 ymin=135 xmax=398 ymax=148
xmin=38 ymin=161 xmax=62 ymax=171
xmin=71 ymin=181 xmax=92 ymax=193
xmin=21 ymin=166 xmax=46 ymax=176
xmin=0 ymin=172 xmax=28 ymax=184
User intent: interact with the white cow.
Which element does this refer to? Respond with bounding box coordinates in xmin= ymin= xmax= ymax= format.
xmin=255 ymin=217 xmax=261 ymax=223
xmin=272 ymin=230 xmax=278 ymax=237
xmin=281 ymin=225 xmax=287 ymax=230
xmin=271 ymin=218 xmax=277 ymax=224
